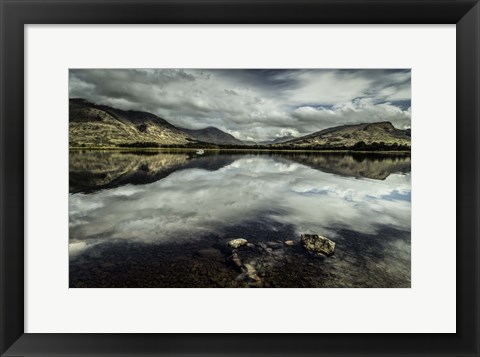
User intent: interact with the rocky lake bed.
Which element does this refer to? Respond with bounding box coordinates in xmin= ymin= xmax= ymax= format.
xmin=70 ymin=225 xmax=410 ymax=288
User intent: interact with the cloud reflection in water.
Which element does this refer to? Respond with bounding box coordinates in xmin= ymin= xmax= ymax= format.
xmin=69 ymin=154 xmax=410 ymax=256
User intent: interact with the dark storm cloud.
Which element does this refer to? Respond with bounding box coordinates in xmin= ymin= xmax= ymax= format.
xmin=69 ymin=69 xmax=411 ymax=141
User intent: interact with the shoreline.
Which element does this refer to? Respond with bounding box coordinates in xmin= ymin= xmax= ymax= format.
xmin=69 ymin=147 xmax=411 ymax=154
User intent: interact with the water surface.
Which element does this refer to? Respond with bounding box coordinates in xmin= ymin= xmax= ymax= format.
xmin=69 ymin=150 xmax=411 ymax=288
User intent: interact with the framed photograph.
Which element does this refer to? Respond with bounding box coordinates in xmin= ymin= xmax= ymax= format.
xmin=1 ymin=0 xmax=479 ymax=356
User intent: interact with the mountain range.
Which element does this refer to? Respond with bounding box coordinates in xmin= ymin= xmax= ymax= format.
xmin=179 ymin=126 xmax=244 ymax=146
xmin=258 ymin=133 xmax=297 ymax=145
xmin=69 ymin=98 xmax=410 ymax=150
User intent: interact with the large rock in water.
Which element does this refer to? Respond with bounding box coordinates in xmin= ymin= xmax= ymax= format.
xmin=228 ymin=238 xmax=248 ymax=249
xmin=300 ymin=234 xmax=335 ymax=256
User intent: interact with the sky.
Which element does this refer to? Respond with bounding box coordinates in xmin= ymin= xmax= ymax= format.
xmin=69 ymin=69 xmax=411 ymax=142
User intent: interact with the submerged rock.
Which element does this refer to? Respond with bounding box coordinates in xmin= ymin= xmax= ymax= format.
xmin=197 ymin=248 xmax=224 ymax=260
xmin=229 ymin=252 xmax=243 ymax=269
xmin=100 ymin=262 xmax=115 ymax=269
xmin=241 ymin=263 xmax=262 ymax=288
xmin=228 ymin=238 xmax=248 ymax=249
xmin=242 ymin=263 xmax=256 ymax=274
xmin=300 ymin=234 xmax=335 ymax=256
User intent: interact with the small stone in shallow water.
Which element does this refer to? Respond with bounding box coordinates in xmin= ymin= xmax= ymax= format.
xmin=300 ymin=234 xmax=335 ymax=256
xmin=228 ymin=238 xmax=248 ymax=249
xmin=266 ymin=241 xmax=283 ymax=249
xmin=241 ymin=264 xmax=262 ymax=288
xmin=242 ymin=263 xmax=256 ymax=274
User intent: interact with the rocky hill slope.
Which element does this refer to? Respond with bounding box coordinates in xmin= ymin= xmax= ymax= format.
xmin=69 ymin=99 xmax=193 ymax=147
xmin=271 ymin=122 xmax=410 ymax=150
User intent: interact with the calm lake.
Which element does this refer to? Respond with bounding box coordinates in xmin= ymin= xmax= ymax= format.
xmin=69 ymin=150 xmax=411 ymax=288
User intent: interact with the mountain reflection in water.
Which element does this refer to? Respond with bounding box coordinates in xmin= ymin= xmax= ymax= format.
xmin=69 ymin=150 xmax=411 ymax=288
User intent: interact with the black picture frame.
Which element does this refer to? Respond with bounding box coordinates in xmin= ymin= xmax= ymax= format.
xmin=1 ymin=0 xmax=479 ymax=356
